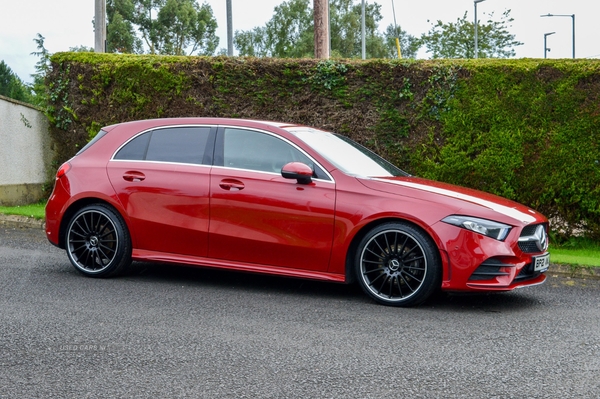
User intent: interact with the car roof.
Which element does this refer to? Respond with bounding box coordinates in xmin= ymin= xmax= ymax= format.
xmin=102 ymin=117 xmax=303 ymax=132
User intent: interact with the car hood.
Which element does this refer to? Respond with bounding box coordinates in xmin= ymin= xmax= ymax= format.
xmin=359 ymin=176 xmax=544 ymax=225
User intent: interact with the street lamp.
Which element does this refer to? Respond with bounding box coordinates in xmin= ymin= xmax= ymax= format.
xmin=474 ymin=0 xmax=486 ymax=59
xmin=540 ymin=13 xmax=575 ymax=58
xmin=544 ymin=32 xmax=555 ymax=59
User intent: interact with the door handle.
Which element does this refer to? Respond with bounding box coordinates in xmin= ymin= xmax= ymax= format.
xmin=219 ymin=179 xmax=245 ymax=191
xmin=123 ymin=171 xmax=146 ymax=182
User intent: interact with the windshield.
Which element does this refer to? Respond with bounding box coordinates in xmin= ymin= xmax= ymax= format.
xmin=286 ymin=127 xmax=408 ymax=177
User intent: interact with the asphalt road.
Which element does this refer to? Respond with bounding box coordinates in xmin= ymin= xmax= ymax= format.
xmin=0 ymin=226 xmax=599 ymax=398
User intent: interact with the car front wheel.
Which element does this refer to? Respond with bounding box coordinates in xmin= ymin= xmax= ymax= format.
xmin=65 ymin=204 xmax=131 ymax=277
xmin=355 ymin=222 xmax=441 ymax=307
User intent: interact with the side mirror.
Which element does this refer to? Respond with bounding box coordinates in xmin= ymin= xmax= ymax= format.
xmin=281 ymin=162 xmax=313 ymax=184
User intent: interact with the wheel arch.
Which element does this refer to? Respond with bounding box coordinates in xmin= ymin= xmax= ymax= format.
xmin=344 ymin=217 xmax=444 ymax=284
xmin=58 ymin=198 xmax=128 ymax=249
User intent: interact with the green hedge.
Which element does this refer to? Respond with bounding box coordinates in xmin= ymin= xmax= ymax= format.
xmin=47 ymin=53 xmax=600 ymax=239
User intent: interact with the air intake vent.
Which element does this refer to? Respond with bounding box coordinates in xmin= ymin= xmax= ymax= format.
xmin=469 ymin=258 xmax=512 ymax=281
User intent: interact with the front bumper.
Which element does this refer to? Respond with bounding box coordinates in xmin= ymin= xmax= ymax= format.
xmin=435 ymin=222 xmax=548 ymax=292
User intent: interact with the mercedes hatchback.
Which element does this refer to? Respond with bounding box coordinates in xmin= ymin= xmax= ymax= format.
xmin=46 ymin=118 xmax=550 ymax=306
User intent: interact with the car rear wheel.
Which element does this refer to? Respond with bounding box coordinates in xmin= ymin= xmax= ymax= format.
xmin=355 ymin=222 xmax=441 ymax=307
xmin=65 ymin=204 xmax=131 ymax=277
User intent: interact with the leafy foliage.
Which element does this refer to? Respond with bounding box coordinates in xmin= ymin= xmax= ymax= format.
xmin=234 ymin=0 xmax=396 ymax=59
xmin=420 ymin=10 xmax=522 ymax=59
xmin=46 ymin=53 xmax=600 ymax=239
xmin=29 ymin=33 xmax=52 ymax=107
xmin=236 ymin=0 xmax=314 ymax=58
xmin=384 ymin=24 xmax=420 ymax=59
xmin=309 ymin=60 xmax=349 ymax=91
xmin=106 ymin=0 xmax=218 ymax=55
xmin=0 ymin=61 xmax=33 ymax=103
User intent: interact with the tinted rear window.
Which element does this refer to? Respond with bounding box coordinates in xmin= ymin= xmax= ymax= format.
xmin=114 ymin=132 xmax=150 ymax=160
xmin=76 ymin=129 xmax=108 ymax=155
xmin=114 ymin=127 xmax=211 ymax=165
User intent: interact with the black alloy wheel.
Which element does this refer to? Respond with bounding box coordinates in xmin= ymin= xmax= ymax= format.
xmin=355 ymin=222 xmax=441 ymax=307
xmin=65 ymin=204 xmax=131 ymax=277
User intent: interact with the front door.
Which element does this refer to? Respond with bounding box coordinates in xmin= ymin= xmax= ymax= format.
xmin=208 ymin=127 xmax=336 ymax=271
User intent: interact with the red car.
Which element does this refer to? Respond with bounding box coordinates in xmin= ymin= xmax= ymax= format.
xmin=46 ymin=118 xmax=550 ymax=306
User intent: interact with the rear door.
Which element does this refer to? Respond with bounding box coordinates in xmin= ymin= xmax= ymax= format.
xmin=208 ymin=127 xmax=336 ymax=271
xmin=107 ymin=126 xmax=216 ymax=257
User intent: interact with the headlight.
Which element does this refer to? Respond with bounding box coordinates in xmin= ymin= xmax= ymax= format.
xmin=442 ymin=215 xmax=512 ymax=241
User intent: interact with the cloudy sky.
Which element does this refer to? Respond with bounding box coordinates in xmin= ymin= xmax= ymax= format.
xmin=1 ymin=0 xmax=598 ymax=83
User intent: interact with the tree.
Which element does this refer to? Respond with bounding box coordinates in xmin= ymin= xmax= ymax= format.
xmin=0 ymin=61 xmax=32 ymax=103
xmin=420 ymin=10 xmax=522 ymax=59
xmin=234 ymin=0 xmax=399 ymax=59
xmin=234 ymin=26 xmax=271 ymax=57
xmin=330 ymin=0 xmax=387 ymax=58
xmin=69 ymin=45 xmax=95 ymax=52
xmin=384 ymin=24 xmax=421 ymax=59
xmin=106 ymin=0 xmax=218 ymax=55
xmin=29 ymin=33 xmax=51 ymax=107
xmin=106 ymin=0 xmax=143 ymax=53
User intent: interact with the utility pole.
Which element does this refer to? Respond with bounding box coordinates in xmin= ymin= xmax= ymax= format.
xmin=361 ymin=0 xmax=366 ymax=59
xmin=94 ymin=0 xmax=106 ymax=53
xmin=226 ymin=0 xmax=233 ymax=56
xmin=391 ymin=0 xmax=401 ymax=58
xmin=474 ymin=0 xmax=485 ymax=59
xmin=314 ymin=0 xmax=330 ymax=59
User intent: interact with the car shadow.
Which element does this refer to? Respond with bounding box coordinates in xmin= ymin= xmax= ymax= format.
xmin=122 ymin=261 xmax=542 ymax=312
xmin=423 ymin=289 xmax=543 ymax=312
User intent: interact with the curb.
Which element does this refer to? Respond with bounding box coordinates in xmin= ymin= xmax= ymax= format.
xmin=1 ymin=213 xmax=598 ymax=279
xmin=0 ymin=214 xmax=45 ymax=230
xmin=548 ymin=263 xmax=600 ymax=280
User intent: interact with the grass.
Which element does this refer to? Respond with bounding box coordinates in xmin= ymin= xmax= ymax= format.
xmin=0 ymin=201 xmax=46 ymax=220
xmin=548 ymin=248 xmax=600 ymax=267
xmin=549 ymin=237 xmax=600 ymax=267
xmin=0 ymin=202 xmax=598 ymax=267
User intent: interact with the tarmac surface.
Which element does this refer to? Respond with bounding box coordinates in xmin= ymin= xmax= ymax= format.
xmin=0 ymin=219 xmax=599 ymax=398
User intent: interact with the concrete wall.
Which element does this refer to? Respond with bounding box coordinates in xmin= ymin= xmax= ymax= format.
xmin=0 ymin=95 xmax=53 ymax=206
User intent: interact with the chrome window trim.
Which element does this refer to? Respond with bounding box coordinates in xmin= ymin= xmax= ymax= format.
xmin=109 ymin=123 xmax=335 ymax=183
xmin=210 ymin=165 xmax=336 ymax=184
xmin=109 ymin=158 xmax=213 ymax=169
xmin=110 ymin=124 xmax=214 ymax=163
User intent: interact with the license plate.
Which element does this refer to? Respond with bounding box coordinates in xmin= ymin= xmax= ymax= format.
xmin=533 ymin=253 xmax=550 ymax=272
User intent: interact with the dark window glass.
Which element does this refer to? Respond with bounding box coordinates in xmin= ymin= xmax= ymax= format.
xmin=223 ymin=128 xmax=329 ymax=179
xmin=77 ymin=129 xmax=108 ymax=156
xmin=116 ymin=127 xmax=211 ymax=164
xmin=114 ymin=132 xmax=150 ymax=160
xmin=145 ymin=127 xmax=210 ymax=164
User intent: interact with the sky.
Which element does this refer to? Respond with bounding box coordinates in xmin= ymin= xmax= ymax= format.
xmin=1 ymin=0 xmax=598 ymax=84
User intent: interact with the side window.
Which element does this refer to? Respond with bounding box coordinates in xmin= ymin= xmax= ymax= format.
xmin=146 ymin=127 xmax=210 ymax=164
xmin=114 ymin=132 xmax=150 ymax=160
xmin=223 ymin=128 xmax=315 ymax=174
xmin=77 ymin=129 xmax=108 ymax=155
xmin=114 ymin=127 xmax=211 ymax=165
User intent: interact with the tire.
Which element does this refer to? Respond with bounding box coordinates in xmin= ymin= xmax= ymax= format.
xmin=65 ymin=204 xmax=132 ymax=277
xmin=355 ymin=222 xmax=441 ymax=307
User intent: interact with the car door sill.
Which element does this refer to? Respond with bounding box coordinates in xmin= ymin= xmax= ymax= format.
xmin=132 ymin=249 xmax=346 ymax=282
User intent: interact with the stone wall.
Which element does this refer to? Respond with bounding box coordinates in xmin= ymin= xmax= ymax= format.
xmin=0 ymin=95 xmax=52 ymax=205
